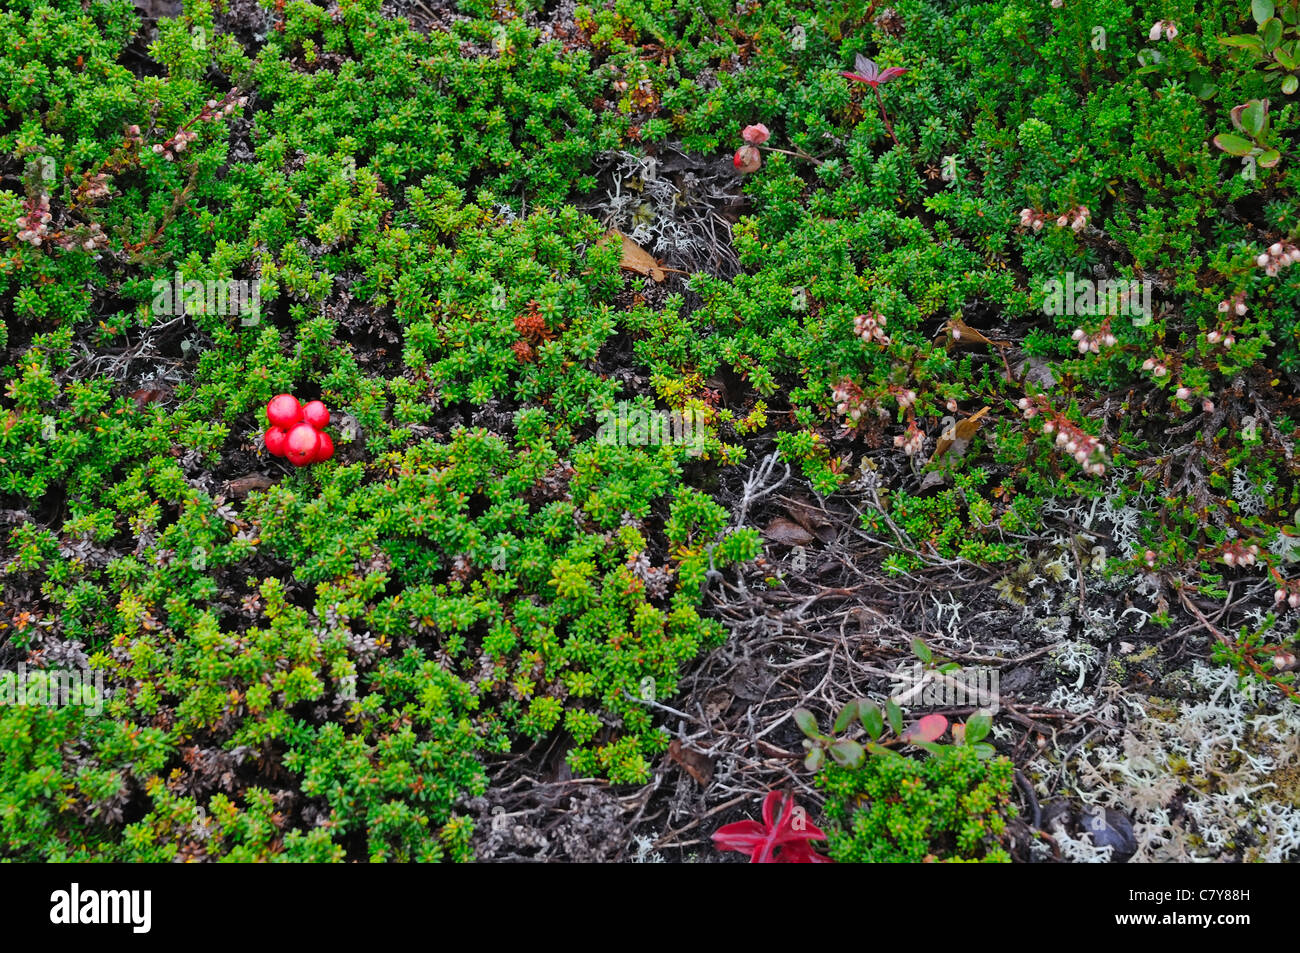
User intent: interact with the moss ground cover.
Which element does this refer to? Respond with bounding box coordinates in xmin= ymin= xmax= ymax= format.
xmin=1 ymin=0 xmax=1298 ymax=861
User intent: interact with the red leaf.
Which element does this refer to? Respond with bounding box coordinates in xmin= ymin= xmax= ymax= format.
xmin=903 ymin=713 xmax=949 ymax=743
xmin=712 ymin=791 xmax=828 ymax=863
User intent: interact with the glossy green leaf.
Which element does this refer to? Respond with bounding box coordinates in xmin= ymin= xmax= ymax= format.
xmin=1263 ymin=17 xmax=1283 ymax=52
xmin=1254 ymin=0 xmax=1276 ymax=25
xmin=1242 ymin=99 xmax=1268 ymax=136
xmin=1214 ymin=133 xmax=1256 ymax=156
xmin=832 ymin=699 xmax=859 ymax=734
xmin=860 ymin=703 xmax=884 ymax=740
xmin=886 ymin=699 xmax=904 ymax=735
xmin=1220 ymin=34 xmax=1265 ymax=54
xmin=965 ymin=710 xmax=993 ymax=744
xmin=793 ymin=708 xmax=820 ymax=738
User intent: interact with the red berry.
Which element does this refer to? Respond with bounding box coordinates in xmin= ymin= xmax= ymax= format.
xmin=264 ymin=426 xmax=289 ymax=457
xmin=267 ymin=394 xmax=302 ymax=428
xmin=315 ymin=431 xmax=334 ymax=462
xmin=733 ymin=145 xmax=761 ymax=173
xmin=285 ymin=422 xmax=320 ymax=466
xmin=302 ymin=400 xmax=330 ymax=429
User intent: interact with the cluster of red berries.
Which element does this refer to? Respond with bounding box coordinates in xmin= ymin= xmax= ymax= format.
xmin=733 ymin=124 xmax=769 ymax=174
xmin=263 ymin=394 xmax=334 ymax=466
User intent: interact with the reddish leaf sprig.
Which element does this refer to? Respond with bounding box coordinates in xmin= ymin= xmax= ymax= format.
xmin=712 ymin=791 xmax=832 ymax=863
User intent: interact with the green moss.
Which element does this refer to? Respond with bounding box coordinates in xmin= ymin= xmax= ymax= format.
xmin=817 ymin=746 xmax=1016 ymax=863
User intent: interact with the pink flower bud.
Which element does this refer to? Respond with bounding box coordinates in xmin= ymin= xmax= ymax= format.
xmin=1176 ymin=387 xmax=1190 ymax=400
xmin=1202 ymin=399 xmax=1215 ymax=413
xmin=1270 ymin=242 xmax=1284 ymax=256
xmin=1276 ymin=589 xmax=1287 ymax=603
xmin=1224 ymin=551 xmax=1237 ymax=566
xmin=1072 ymin=328 xmax=1085 ymax=340
xmin=1206 ymin=330 xmax=1221 ymax=344
xmin=741 ymin=123 xmax=771 ymax=145
xmin=1257 ymin=253 xmax=1271 ymax=268
xmin=1149 ymin=21 xmax=1163 ymax=41
xmin=1291 ymin=593 xmax=1300 ymax=609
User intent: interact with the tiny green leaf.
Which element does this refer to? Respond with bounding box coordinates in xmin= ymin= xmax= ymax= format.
xmin=859 ymin=702 xmax=884 ymax=740
xmin=1254 ymin=0 xmax=1276 ymax=25
xmin=793 ymin=708 xmax=820 ymax=738
xmin=965 ymin=710 xmax=993 ymax=744
xmin=832 ymin=699 xmax=859 ymax=734
xmin=1242 ymin=99 xmax=1268 ymax=136
xmin=1214 ymin=133 xmax=1256 ymax=156
xmin=1220 ymin=34 xmax=1265 ymax=54
xmin=1263 ymin=17 xmax=1283 ymax=52
xmin=911 ymin=638 xmax=932 ymax=663
xmin=867 ymin=742 xmax=905 ymax=761
xmin=886 ymin=699 xmax=904 ymax=735
xmin=804 ymin=746 xmax=825 ymax=771
xmin=1283 ymin=74 xmax=1299 ymax=94
xmin=829 ymin=739 xmax=865 ymax=768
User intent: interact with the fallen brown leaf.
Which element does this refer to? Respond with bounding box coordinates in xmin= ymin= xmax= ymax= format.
xmin=130 ymin=386 xmax=170 ymax=410
xmin=598 ymin=229 xmax=688 ymax=283
xmin=782 ymin=498 xmax=836 ymax=544
xmin=667 ymin=739 xmax=714 ymax=787
xmin=941 ymin=318 xmax=1009 ymax=348
xmin=224 ymin=473 xmax=275 ymax=498
xmin=762 ymin=517 xmax=816 ymax=547
xmin=931 ymin=406 xmax=990 ymax=463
